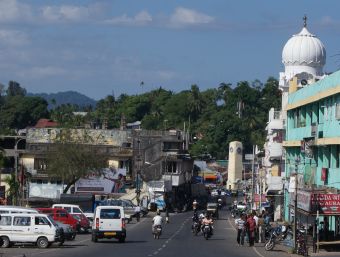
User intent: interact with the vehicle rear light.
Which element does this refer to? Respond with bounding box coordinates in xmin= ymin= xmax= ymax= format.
xmin=96 ymin=218 xmax=99 ymax=229
xmin=121 ymin=219 xmax=125 ymax=229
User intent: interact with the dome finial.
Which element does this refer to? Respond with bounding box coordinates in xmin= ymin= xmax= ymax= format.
xmin=303 ymin=14 xmax=307 ymax=27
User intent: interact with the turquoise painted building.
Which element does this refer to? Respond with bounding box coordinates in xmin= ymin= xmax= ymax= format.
xmin=283 ymin=69 xmax=340 ymax=228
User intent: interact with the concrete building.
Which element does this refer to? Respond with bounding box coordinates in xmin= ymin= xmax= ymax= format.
xmin=264 ymin=16 xmax=326 ymax=221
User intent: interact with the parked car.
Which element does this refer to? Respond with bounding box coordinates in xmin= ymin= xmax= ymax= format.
xmin=91 ymin=206 xmax=126 ymax=243
xmin=36 ymin=208 xmax=79 ymax=231
xmin=0 ymin=213 xmax=64 ymax=248
xmin=54 ymin=221 xmax=76 ymax=241
xmin=0 ymin=206 xmax=38 ymax=214
xmin=52 ymin=204 xmax=90 ymax=233
xmin=121 ymin=199 xmax=148 ymax=216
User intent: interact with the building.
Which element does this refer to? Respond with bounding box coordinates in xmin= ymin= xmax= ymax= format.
xmin=264 ymin=16 xmax=326 ymax=221
xmin=8 ymin=126 xmax=192 ymax=208
xmin=284 ymin=70 xmax=340 ymax=230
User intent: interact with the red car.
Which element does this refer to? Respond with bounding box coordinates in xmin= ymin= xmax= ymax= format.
xmin=37 ymin=208 xmax=80 ymax=231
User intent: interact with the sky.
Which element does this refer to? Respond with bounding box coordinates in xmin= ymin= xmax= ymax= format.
xmin=0 ymin=0 xmax=340 ymax=100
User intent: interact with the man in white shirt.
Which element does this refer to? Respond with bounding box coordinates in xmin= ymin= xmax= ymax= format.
xmin=152 ymin=211 xmax=163 ymax=232
xmin=252 ymin=210 xmax=259 ymax=243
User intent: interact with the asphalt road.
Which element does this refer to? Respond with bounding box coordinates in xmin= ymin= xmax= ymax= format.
xmin=0 ymin=208 xmax=295 ymax=257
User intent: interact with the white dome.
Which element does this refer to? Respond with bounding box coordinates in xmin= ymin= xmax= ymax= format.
xmin=282 ymin=26 xmax=326 ymax=67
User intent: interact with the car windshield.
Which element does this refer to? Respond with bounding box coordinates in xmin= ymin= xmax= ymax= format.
xmin=46 ymin=215 xmax=57 ymax=226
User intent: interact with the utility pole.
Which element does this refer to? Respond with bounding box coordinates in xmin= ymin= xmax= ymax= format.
xmin=293 ymin=156 xmax=299 ymax=252
xmin=251 ymin=145 xmax=255 ymax=209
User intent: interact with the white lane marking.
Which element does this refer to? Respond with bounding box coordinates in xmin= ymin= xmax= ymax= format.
xmin=147 ymin=216 xmax=190 ymax=256
xmin=252 ymin=246 xmax=266 ymax=257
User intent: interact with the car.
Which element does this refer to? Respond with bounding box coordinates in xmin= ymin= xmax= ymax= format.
xmin=98 ymin=199 xmax=137 ymax=222
xmin=52 ymin=204 xmax=90 ymax=233
xmin=206 ymin=202 xmax=219 ymax=219
xmin=53 ymin=221 xmax=76 ymax=241
xmin=91 ymin=206 xmax=126 ymax=243
xmin=121 ymin=199 xmax=148 ymax=216
xmin=236 ymin=202 xmax=247 ymax=211
xmin=36 ymin=208 xmax=79 ymax=232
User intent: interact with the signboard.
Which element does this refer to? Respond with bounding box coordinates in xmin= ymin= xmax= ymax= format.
xmin=297 ymin=190 xmax=311 ymax=212
xmin=75 ymin=168 xmax=126 ymax=194
xmin=311 ymin=194 xmax=340 ymax=214
xmin=245 ymin=154 xmax=254 ymax=160
xmin=254 ymin=194 xmax=266 ymax=202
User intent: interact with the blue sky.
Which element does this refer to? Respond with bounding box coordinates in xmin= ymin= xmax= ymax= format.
xmin=0 ymin=0 xmax=339 ymax=100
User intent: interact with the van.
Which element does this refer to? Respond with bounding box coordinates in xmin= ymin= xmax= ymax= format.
xmin=91 ymin=206 xmax=126 ymax=243
xmin=99 ymin=199 xmax=137 ymax=222
xmin=0 ymin=206 xmax=38 ymax=214
xmin=0 ymin=213 xmax=64 ymax=248
xmin=52 ymin=204 xmax=90 ymax=232
xmin=37 ymin=208 xmax=80 ymax=231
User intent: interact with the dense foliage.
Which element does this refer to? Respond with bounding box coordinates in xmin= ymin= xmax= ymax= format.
xmin=0 ymin=78 xmax=281 ymax=159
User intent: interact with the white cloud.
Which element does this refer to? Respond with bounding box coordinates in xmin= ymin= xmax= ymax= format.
xmin=0 ymin=30 xmax=29 ymax=46
xmin=169 ymin=7 xmax=214 ymax=28
xmin=104 ymin=10 xmax=152 ymax=26
xmin=41 ymin=5 xmax=91 ymax=22
xmin=0 ymin=0 xmax=33 ymax=23
xmin=17 ymin=66 xmax=67 ymax=79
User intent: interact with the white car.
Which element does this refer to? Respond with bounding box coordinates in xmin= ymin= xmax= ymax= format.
xmin=91 ymin=206 xmax=126 ymax=243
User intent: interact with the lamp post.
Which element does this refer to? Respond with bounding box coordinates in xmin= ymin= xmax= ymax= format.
xmin=136 ymin=138 xmax=141 ymax=206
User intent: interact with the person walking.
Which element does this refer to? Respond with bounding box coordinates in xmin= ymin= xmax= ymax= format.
xmin=235 ymin=213 xmax=246 ymax=246
xmin=246 ymin=213 xmax=256 ymax=246
xmin=257 ymin=214 xmax=264 ymax=243
xmin=252 ymin=210 xmax=259 ymax=243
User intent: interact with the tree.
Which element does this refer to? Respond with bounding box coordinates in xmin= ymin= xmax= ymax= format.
xmin=6 ymin=81 xmax=26 ymax=97
xmin=3 ymin=174 xmax=20 ymax=205
xmin=45 ymin=129 xmax=108 ymax=193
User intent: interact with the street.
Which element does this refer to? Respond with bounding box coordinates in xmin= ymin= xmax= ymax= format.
xmin=0 ymin=209 xmax=293 ymax=257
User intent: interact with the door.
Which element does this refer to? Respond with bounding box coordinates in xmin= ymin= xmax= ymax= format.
xmin=0 ymin=215 xmax=12 ymax=239
xmin=34 ymin=216 xmax=53 ymax=240
xmin=99 ymin=208 xmax=121 ymax=231
xmin=12 ymin=216 xmax=32 ymax=242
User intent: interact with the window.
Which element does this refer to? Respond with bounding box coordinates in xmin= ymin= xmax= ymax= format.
xmin=100 ymin=209 xmax=121 ymax=219
xmin=64 ymin=207 xmax=72 ymax=213
xmin=13 ymin=216 xmax=31 ymax=226
xmin=336 ymin=103 xmax=340 ymax=120
xmin=35 ymin=216 xmax=50 ymax=225
xmin=73 ymin=207 xmax=82 ymax=214
xmin=57 ymin=210 xmax=67 ymax=217
xmin=0 ymin=216 xmax=12 ymax=225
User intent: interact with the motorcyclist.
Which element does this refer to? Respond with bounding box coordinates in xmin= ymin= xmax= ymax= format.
xmin=192 ymin=199 xmax=198 ymax=211
xmin=201 ymin=213 xmax=214 ymax=235
xmin=152 ymin=210 xmax=163 ymax=233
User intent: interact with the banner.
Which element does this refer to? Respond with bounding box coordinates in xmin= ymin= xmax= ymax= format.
xmin=311 ymin=194 xmax=340 ymax=214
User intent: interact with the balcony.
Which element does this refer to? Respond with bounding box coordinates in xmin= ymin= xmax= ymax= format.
xmin=266 ymin=108 xmax=283 ymax=131
xmin=268 ymin=142 xmax=283 ymax=160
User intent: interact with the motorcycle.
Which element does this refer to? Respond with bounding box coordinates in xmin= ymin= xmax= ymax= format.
xmin=296 ymin=226 xmax=308 ymax=256
xmin=192 ymin=221 xmax=200 ymax=236
xmin=202 ymin=224 xmax=212 ymax=240
xmin=265 ymin=224 xmax=292 ymax=251
xmin=153 ymin=225 xmax=162 ymax=239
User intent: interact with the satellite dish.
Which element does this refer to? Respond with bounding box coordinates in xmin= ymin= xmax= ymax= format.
xmin=301 ymin=79 xmax=308 ymax=86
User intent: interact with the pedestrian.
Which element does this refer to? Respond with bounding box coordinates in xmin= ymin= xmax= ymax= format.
xmin=252 ymin=210 xmax=259 ymax=243
xmin=235 ymin=213 xmax=246 ymax=246
xmin=246 ymin=213 xmax=256 ymax=246
xmin=257 ymin=214 xmax=264 ymax=243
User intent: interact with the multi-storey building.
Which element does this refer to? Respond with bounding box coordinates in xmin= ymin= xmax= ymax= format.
xmin=264 ymin=16 xmax=326 ymax=221
xmin=15 ymin=127 xmax=192 ymax=208
xmin=284 ymin=70 xmax=340 ymax=229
